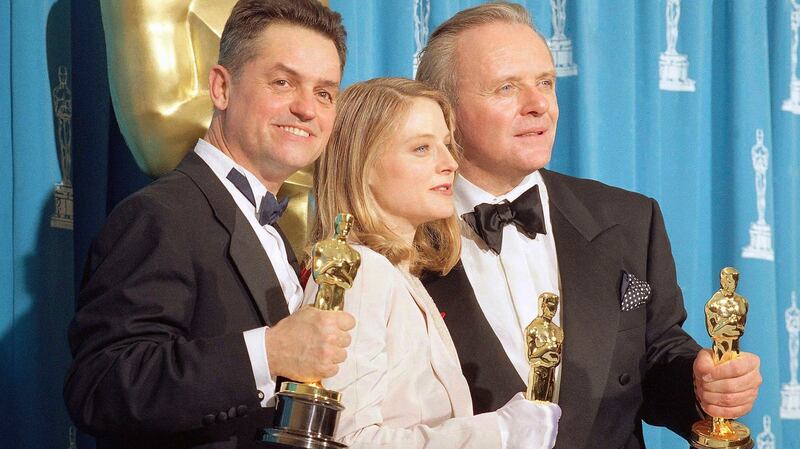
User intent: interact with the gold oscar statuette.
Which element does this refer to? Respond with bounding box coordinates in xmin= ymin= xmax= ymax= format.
xmin=690 ymin=267 xmax=754 ymax=449
xmin=525 ymin=292 xmax=564 ymax=402
xmin=263 ymin=213 xmax=361 ymax=449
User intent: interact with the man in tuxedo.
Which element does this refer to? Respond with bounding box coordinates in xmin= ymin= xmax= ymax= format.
xmin=418 ymin=3 xmax=762 ymax=448
xmin=64 ymin=1 xmax=354 ymax=448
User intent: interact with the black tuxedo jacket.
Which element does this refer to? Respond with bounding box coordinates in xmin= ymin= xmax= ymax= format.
xmin=64 ymin=152 xmax=296 ymax=448
xmin=424 ymin=169 xmax=703 ymax=449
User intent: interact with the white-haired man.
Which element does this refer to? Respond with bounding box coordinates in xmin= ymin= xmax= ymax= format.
xmin=420 ymin=3 xmax=761 ymax=448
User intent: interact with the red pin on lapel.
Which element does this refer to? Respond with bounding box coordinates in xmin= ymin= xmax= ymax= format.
xmin=300 ymin=267 xmax=311 ymax=287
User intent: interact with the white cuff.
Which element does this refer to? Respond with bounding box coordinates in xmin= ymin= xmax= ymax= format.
xmin=496 ymin=392 xmax=561 ymax=449
xmin=243 ymin=326 xmax=277 ymax=407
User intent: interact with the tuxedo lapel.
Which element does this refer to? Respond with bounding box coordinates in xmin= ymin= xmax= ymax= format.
xmin=423 ymin=263 xmax=526 ymax=413
xmin=177 ymin=152 xmax=290 ymax=326
xmin=228 ymin=215 xmax=290 ymax=326
xmin=541 ymin=169 xmax=625 ymax=449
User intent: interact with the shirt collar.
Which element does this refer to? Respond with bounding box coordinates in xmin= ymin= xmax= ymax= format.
xmin=193 ymin=139 xmax=269 ymax=203
xmin=454 ymin=170 xmax=546 ymax=216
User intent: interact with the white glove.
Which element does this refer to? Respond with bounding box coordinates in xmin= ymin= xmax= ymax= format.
xmin=496 ymin=392 xmax=561 ymax=449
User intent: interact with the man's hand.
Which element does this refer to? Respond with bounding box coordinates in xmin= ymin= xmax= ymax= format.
xmin=266 ymin=306 xmax=356 ymax=382
xmin=693 ymin=349 xmax=761 ymax=418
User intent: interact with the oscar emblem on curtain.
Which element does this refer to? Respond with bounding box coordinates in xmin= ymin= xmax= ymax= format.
xmin=50 ymin=65 xmax=73 ymax=230
xmin=741 ymin=129 xmax=774 ymax=262
xmin=67 ymin=425 xmax=76 ymax=449
xmin=756 ymin=416 xmax=775 ymax=449
xmin=412 ymin=0 xmax=430 ymax=78
xmin=781 ymin=292 xmax=800 ymax=419
xmin=659 ymin=0 xmax=695 ymax=92
xmin=783 ymin=0 xmax=800 ymax=114
xmin=547 ymin=0 xmax=577 ymax=77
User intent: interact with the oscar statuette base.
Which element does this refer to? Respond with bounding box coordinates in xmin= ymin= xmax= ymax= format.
xmin=690 ymin=419 xmax=753 ymax=449
xmin=262 ymin=382 xmax=347 ymax=449
xmin=782 ymin=79 xmax=800 ymax=114
xmin=51 ymin=182 xmax=74 ymax=230
xmin=781 ymin=382 xmax=800 ymax=419
xmin=659 ymin=52 xmax=696 ymax=91
xmin=741 ymin=221 xmax=774 ymax=261
xmin=547 ymin=37 xmax=577 ymax=77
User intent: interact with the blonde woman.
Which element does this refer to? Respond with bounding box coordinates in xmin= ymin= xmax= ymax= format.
xmin=308 ymin=78 xmax=560 ymax=448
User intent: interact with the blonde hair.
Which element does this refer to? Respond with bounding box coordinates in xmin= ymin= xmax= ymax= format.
xmin=416 ymin=2 xmax=543 ymax=105
xmin=311 ymin=77 xmax=461 ymax=276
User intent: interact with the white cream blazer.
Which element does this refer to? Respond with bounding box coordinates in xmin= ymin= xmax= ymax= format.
xmin=304 ymin=245 xmax=502 ymax=448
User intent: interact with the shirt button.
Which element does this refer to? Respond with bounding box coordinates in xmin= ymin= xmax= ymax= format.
xmin=619 ymin=373 xmax=631 ymax=385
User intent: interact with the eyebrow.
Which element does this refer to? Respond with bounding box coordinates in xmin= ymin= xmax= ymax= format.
xmin=541 ymin=70 xmax=557 ymax=79
xmin=492 ymin=70 xmax=558 ymax=85
xmin=272 ymin=63 xmax=340 ymax=88
xmin=403 ymin=132 xmax=451 ymax=143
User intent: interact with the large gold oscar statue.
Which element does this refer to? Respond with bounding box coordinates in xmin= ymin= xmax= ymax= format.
xmin=690 ymin=267 xmax=753 ymax=449
xmin=99 ymin=0 xmax=325 ymax=254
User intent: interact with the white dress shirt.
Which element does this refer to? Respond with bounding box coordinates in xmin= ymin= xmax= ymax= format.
xmin=454 ymin=171 xmax=563 ymax=402
xmin=194 ymin=139 xmax=304 ymax=406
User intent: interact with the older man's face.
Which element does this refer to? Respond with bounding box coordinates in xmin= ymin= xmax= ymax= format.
xmin=454 ymin=22 xmax=558 ymax=191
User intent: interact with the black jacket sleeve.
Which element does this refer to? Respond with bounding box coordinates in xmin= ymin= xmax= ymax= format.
xmin=64 ymin=192 xmax=261 ymax=438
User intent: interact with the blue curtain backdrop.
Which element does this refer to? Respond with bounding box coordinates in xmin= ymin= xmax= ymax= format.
xmin=1 ymin=1 xmax=798 ymax=448
xmin=1 ymin=0 xmax=78 ymax=447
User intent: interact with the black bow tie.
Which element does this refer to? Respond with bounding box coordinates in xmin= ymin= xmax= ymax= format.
xmin=461 ymin=184 xmax=546 ymax=254
xmin=226 ymin=168 xmax=288 ymax=226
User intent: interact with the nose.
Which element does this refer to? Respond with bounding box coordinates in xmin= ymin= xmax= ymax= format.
xmin=438 ymin=146 xmax=458 ymax=174
xmin=289 ymin=89 xmax=317 ymax=121
xmin=520 ymin=86 xmax=550 ymax=117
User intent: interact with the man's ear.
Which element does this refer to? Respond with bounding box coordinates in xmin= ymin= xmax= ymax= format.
xmin=209 ymin=64 xmax=233 ymax=111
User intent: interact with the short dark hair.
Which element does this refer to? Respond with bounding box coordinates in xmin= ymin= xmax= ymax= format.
xmin=218 ymin=0 xmax=347 ymax=77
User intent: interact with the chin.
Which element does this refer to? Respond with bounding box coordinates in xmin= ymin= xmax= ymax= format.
xmin=282 ymin=156 xmax=317 ymax=172
xmin=519 ymin=154 xmax=552 ymax=173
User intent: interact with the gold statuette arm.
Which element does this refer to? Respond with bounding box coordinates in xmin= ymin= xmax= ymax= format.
xmin=100 ymin=0 xmax=234 ymax=177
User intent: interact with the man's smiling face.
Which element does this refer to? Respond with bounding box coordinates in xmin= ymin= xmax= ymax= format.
xmin=221 ymin=22 xmax=342 ymax=181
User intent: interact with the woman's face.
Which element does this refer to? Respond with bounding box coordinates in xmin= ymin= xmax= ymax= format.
xmin=368 ymin=97 xmax=458 ymax=240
